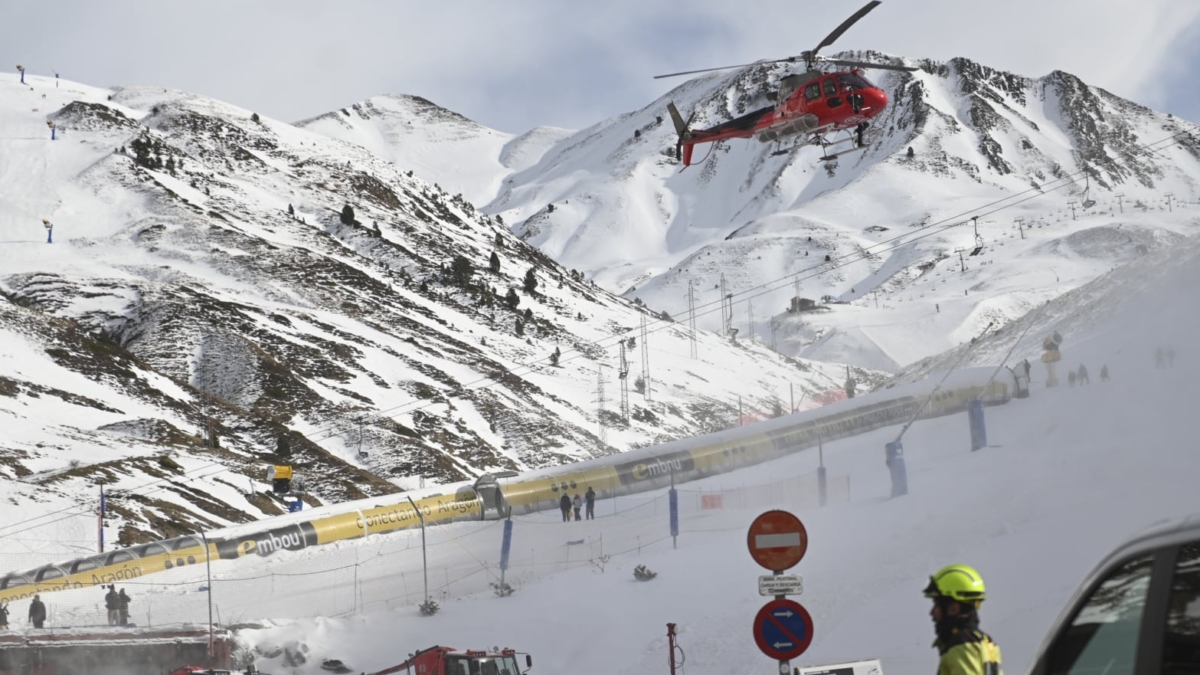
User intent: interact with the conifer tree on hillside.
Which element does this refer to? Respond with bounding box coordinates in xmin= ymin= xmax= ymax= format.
xmin=505 ymin=287 xmax=520 ymax=309
xmin=450 ymin=255 xmax=474 ymax=287
xmin=340 ymin=204 xmax=355 ymax=226
xmin=550 ymin=346 xmax=561 ymax=366
xmin=489 ymin=250 xmax=501 ymax=274
xmin=524 ymin=267 xmax=538 ymax=294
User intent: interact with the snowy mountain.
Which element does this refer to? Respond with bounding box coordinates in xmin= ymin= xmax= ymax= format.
xmin=295 ymin=94 xmax=572 ymax=208
xmin=308 ymin=54 xmax=1200 ymax=373
xmin=26 ymin=204 xmax=1196 ymax=675
xmin=0 ymin=73 xmax=873 ymax=552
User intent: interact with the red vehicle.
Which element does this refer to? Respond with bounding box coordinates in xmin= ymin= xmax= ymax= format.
xmin=169 ymin=667 xmax=262 ymax=675
xmin=656 ymin=0 xmax=917 ymax=165
xmin=367 ymin=646 xmax=532 ymax=675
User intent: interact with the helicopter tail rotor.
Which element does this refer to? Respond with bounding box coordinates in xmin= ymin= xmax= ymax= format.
xmin=667 ymin=101 xmax=695 ymax=164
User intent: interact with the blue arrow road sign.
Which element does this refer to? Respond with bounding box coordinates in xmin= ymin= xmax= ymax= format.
xmin=753 ymin=599 xmax=814 ymax=661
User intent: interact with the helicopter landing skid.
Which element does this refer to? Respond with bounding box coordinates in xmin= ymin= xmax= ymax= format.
xmin=819 ymin=144 xmax=870 ymax=162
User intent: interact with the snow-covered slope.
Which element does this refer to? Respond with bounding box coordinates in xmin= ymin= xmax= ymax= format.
xmin=0 ymin=72 xmax=873 ymax=551
xmin=224 ymin=214 xmax=1197 ymax=675
xmin=295 ymin=95 xmax=571 ymax=207
xmin=353 ymin=53 xmax=1198 ymax=372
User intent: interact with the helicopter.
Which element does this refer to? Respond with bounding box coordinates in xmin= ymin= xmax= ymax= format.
xmin=655 ymin=0 xmax=917 ymax=167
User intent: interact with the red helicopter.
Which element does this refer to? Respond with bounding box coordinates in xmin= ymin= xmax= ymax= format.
xmin=655 ymin=0 xmax=916 ymax=167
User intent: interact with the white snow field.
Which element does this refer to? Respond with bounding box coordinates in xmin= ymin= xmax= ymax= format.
xmin=228 ymin=233 xmax=1199 ymax=675
xmin=97 ymin=236 xmax=1193 ymax=673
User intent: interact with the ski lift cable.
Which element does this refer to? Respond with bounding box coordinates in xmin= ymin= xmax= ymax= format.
xmin=299 ymin=132 xmax=1187 ymax=445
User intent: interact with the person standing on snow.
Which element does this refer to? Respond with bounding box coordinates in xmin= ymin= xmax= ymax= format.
xmin=105 ymin=585 xmax=119 ymax=625
xmin=118 ymin=588 xmax=130 ymax=626
xmin=572 ymin=493 xmax=583 ymax=521
xmin=28 ymin=595 xmax=46 ymax=629
xmin=558 ymin=493 xmax=571 ymax=522
xmin=1077 ymin=364 xmax=1089 ymax=386
xmin=1100 ymin=365 xmax=1109 ymax=382
xmin=584 ymin=486 xmax=596 ymax=520
xmin=924 ymin=565 xmax=1002 ymax=675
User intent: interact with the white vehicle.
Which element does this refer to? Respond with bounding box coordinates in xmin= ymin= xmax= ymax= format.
xmin=1025 ymin=515 xmax=1200 ymax=675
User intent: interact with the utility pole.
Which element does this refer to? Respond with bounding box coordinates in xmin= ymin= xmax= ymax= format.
xmin=748 ymin=299 xmax=755 ymax=342
xmin=687 ymin=280 xmax=697 ymax=359
xmin=1015 ymin=218 xmax=1025 ymax=239
xmin=596 ymin=365 xmax=607 ymax=447
xmin=407 ymin=497 xmax=429 ymax=608
xmin=98 ymin=483 xmax=106 ymax=553
xmin=640 ymin=312 xmax=651 ymax=402
xmin=1116 ymin=193 xmax=1125 ymax=214
xmin=618 ymin=341 xmax=630 ymax=422
xmin=954 ymin=247 xmax=968 ymax=273
xmin=769 ymin=317 xmax=779 ymax=351
xmin=1166 ymin=192 xmax=1174 ymax=212
xmin=1068 ymin=201 xmax=1078 ymax=220
xmin=719 ymin=274 xmax=732 ymax=336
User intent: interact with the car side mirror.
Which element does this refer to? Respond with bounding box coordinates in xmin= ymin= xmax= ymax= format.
xmin=525 ymin=655 xmax=532 ymax=668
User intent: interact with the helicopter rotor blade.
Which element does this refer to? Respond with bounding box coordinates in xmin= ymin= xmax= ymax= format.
xmin=822 ymin=58 xmax=918 ymax=72
xmin=653 ymin=57 xmax=799 ymax=80
xmin=654 ymin=62 xmax=763 ymax=79
xmin=812 ymin=1 xmax=882 ymax=56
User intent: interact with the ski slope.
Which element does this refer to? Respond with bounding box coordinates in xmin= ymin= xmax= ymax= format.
xmin=2 ymin=232 xmax=1195 ymax=674
xmin=234 ymin=230 xmax=1199 ymax=675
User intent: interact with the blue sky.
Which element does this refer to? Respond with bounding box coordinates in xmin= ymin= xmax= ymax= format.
xmin=3 ymin=0 xmax=1198 ymax=132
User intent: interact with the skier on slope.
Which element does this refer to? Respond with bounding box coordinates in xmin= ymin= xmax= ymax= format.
xmin=924 ymin=565 xmax=1002 ymax=675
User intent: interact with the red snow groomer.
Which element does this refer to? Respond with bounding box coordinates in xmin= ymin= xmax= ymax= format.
xmin=169 ymin=667 xmax=265 ymax=675
xmin=366 ymin=646 xmax=532 ymax=675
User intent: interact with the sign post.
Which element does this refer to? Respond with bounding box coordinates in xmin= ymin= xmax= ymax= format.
xmin=748 ymin=510 xmax=813 ymax=673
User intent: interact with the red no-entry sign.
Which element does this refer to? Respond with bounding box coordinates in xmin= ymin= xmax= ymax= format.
xmin=747 ymin=510 xmax=808 ymax=572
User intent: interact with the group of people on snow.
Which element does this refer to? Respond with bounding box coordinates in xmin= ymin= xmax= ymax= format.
xmin=0 ymin=595 xmax=47 ymax=630
xmin=558 ymin=486 xmax=597 ymax=522
xmin=1155 ymin=346 xmax=1177 ymax=369
xmin=0 ymin=587 xmax=132 ymax=631
xmin=1067 ymin=363 xmax=1110 ymax=387
xmin=104 ymin=584 xmax=132 ymax=626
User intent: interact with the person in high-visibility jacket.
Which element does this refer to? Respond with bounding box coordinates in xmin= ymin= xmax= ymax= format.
xmin=924 ymin=564 xmax=1002 ymax=675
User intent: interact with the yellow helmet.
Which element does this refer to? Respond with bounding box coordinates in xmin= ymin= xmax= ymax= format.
xmin=923 ymin=564 xmax=986 ymax=603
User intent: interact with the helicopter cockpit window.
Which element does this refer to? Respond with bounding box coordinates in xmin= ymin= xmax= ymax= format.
xmin=838 ymin=74 xmax=873 ymax=91
xmin=823 ymin=79 xmax=839 ymax=97
xmin=804 ymin=83 xmax=821 ymax=101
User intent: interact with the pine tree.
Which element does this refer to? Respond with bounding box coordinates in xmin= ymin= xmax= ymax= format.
xmin=340 ymin=204 xmax=355 ymax=226
xmin=505 ymin=287 xmax=520 ymax=309
xmin=489 ymin=250 xmax=500 ymax=274
xmin=523 ymin=267 xmax=538 ymax=295
xmin=906 ymin=146 xmax=915 ymax=158
xmin=251 ymin=112 xmax=261 ymax=123
xmin=165 ymin=156 xmax=176 ymax=174
xmin=450 ymin=255 xmax=474 ymax=287
xmin=550 ymin=346 xmax=561 ymax=366
xmin=523 ymin=308 xmax=533 ymax=322
xmin=494 ymin=231 xmax=504 ymax=249
xmin=287 ymin=203 xmax=295 ymax=217
xmin=515 ymin=320 xmax=524 ymax=336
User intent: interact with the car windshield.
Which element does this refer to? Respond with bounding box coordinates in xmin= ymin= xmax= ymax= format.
xmin=444 ymin=656 xmax=520 ymax=675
